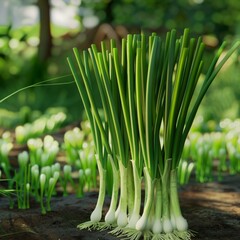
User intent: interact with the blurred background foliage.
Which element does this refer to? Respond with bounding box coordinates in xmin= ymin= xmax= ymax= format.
xmin=0 ymin=0 xmax=239 ymax=130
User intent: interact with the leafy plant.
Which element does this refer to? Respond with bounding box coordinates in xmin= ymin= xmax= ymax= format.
xmin=184 ymin=119 xmax=240 ymax=182
xmin=177 ymin=159 xmax=194 ymax=186
xmin=68 ymin=29 xmax=239 ymax=239
xmin=63 ymin=124 xmax=97 ymax=193
xmin=15 ymin=111 xmax=67 ymax=144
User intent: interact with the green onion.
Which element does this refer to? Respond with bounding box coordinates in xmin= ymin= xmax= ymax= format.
xmin=68 ymin=29 xmax=240 ymax=239
xmin=17 ymin=151 xmax=30 ymax=209
xmin=46 ymin=171 xmax=59 ymax=211
xmin=0 ymin=141 xmax=13 ymax=180
xmin=77 ymin=169 xmax=85 ymax=198
xmin=40 ymin=173 xmax=46 ymax=214
xmin=62 ymin=165 xmax=74 ymax=196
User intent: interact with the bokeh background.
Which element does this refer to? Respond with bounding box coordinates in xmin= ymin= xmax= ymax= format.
xmin=0 ymin=0 xmax=239 ymax=130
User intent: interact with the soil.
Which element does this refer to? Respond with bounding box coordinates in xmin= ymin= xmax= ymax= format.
xmin=0 ymin=174 xmax=239 ymax=240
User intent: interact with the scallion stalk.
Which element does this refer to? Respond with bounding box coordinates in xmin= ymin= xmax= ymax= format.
xmin=68 ymin=29 xmax=240 ymax=240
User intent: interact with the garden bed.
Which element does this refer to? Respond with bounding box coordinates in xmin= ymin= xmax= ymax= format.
xmin=1 ymin=174 xmax=239 ymax=240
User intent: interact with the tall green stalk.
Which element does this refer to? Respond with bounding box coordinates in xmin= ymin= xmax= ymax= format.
xmin=68 ymin=29 xmax=239 ymax=240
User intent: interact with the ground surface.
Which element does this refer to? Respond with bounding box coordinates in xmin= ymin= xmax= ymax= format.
xmin=0 ymin=126 xmax=239 ymax=240
xmin=0 ymin=174 xmax=239 ymax=240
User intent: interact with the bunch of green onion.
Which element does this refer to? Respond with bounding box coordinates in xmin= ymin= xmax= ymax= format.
xmin=14 ymin=151 xmax=60 ymax=213
xmin=15 ymin=111 xmax=66 ymax=144
xmin=223 ymin=119 xmax=240 ymax=174
xmin=63 ymin=126 xmax=97 ymax=195
xmin=68 ymin=29 xmax=239 ymax=240
xmin=186 ymin=132 xmax=227 ymax=182
xmin=27 ymin=135 xmax=59 ymax=167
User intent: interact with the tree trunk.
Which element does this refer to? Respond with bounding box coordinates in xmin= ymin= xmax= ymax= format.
xmin=38 ymin=0 xmax=52 ymax=62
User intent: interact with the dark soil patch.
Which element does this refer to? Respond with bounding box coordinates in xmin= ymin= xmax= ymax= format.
xmin=0 ymin=174 xmax=239 ymax=240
